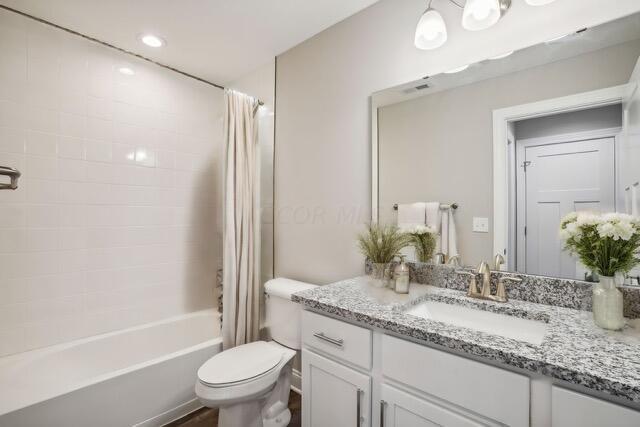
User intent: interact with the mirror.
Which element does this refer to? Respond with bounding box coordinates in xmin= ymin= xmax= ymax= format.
xmin=372 ymin=13 xmax=640 ymax=281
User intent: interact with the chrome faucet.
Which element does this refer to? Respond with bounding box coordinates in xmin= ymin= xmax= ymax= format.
xmin=494 ymin=253 xmax=505 ymax=271
xmin=456 ymin=261 xmax=522 ymax=303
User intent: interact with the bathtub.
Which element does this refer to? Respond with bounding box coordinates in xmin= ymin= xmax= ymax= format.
xmin=0 ymin=309 xmax=222 ymax=427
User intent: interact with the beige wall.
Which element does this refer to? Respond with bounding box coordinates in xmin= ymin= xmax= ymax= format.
xmin=274 ymin=0 xmax=640 ymax=285
xmin=378 ymin=43 xmax=638 ymax=267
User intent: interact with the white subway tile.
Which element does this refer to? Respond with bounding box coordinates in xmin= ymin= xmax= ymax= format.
xmin=88 ymin=96 xmax=113 ymax=120
xmin=84 ymin=140 xmax=112 ymax=163
xmin=58 ymin=136 xmax=84 ymax=159
xmin=0 ymin=127 xmax=26 ymax=154
xmin=60 ymin=112 xmax=86 ymax=138
xmin=26 ymin=106 xmax=58 ymax=133
xmin=26 ymin=131 xmax=58 ymax=156
xmin=58 ymin=158 xmax=86 ymax=182
xmin=26 ymin=155 xmax=58 ymax=179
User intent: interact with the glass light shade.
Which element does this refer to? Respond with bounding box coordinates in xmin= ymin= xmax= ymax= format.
xmin=525 ymin=0 xmax=557 ymax=5
xmin=414 ymin=9 xmax=447 ymax=50
xmin=462 ymin=0 xmax=501 ymax=31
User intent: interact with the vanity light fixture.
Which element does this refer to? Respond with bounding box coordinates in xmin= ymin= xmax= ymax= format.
xmin=140 ymin=33 xmax=165 ymax=48
xmin=525 ymin=0 xmax=557 ymax=5
xmin=414 ymin=6 xmax=448 ymax=50
xmin=489 ymin=50 xmax=514 ymax=59
xmin=415 ymin=0 xmax=511 ymax=50
xmin=445 ymin=64 xmax=470 ymax=73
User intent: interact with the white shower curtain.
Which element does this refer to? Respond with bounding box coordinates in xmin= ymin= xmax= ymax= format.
xmin=222 ymin=89 xmax=261 ymax=350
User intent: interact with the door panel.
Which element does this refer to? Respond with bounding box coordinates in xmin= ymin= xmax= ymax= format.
xmin=302 ymin=349 xmax=371 ymax=427
xmin=380 ymin=384 xmax=485 ymax=427
xmin=521 ymin=137 xmax=615 ymax=278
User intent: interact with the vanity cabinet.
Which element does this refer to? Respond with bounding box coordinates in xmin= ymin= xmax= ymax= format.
xmin=551 ymin=386 xmax=640 ymax=426
xmin=380 ymin=384 xmax=484 ymax=427
xmin=302 ymin=349 xmax=371 ymax=427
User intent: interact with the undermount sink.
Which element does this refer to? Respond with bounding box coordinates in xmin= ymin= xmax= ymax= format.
xmin=405 ymin=301 xmax=548 ymax=346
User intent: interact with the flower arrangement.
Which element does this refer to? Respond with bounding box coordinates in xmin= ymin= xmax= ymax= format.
xmin=559 ymin=212 xmax=640 ymax=277
xmin=357 ymin=223 xmax=409 ymax=264
xmin=401 ymin=224 xmax=437 ymax=263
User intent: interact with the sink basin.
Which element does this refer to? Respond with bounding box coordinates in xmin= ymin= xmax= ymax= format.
xmin=405 ymin=301 xmax=548 ymax=345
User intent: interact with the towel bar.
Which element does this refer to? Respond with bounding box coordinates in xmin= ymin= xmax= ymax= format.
xmin=393 ymin=202 xmax=458 ymax=211
xmin=0 ymin=166 xmax=21 ymax=190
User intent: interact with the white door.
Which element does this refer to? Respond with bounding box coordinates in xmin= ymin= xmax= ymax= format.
xmin=302 ymin=349 xmax=371 ymax=427
xmin=518 ymin=137 xmax=615 ymax=278
xmin=380 ymin=384 xmax=485 ymax=427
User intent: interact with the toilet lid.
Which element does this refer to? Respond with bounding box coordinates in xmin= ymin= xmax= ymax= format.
xmin=198 ymin=341 xmax=284 ymax=385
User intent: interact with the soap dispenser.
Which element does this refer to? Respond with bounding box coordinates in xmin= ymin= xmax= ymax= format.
xmin=394 ymin=255 xmax=410 ymax=294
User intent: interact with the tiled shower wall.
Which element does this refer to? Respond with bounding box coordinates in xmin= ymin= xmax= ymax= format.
xmin=0 ymin=10 xmax=223 ymax=356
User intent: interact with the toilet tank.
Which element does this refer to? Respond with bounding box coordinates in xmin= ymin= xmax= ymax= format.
xmin=265 ymin=278 xmax=318 ymax=349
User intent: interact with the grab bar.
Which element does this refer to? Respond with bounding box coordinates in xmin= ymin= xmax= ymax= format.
xmin=0 ymin=166 xmax=21 ymax=190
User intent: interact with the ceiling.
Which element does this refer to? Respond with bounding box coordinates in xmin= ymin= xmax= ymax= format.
xmin=0 ymin=0 xmax=379 ymax=85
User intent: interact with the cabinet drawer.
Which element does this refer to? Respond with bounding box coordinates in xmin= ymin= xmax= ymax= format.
xmin=302 ymin=310 xmax=372 ymax=370
xmin=382 ymin=334 xmax=529 ymax=427
xmin=552 ymin=386 xmax=640 ymax=426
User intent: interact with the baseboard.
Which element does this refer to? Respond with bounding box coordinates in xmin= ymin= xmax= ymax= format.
xmin=291 ymin=368 xmax=302 ymax=394
xmin=134 ymin=398 xmax=203 ymax=427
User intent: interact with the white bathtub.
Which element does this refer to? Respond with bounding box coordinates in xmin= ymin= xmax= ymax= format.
xmin=0 ymin=309 xmax=222 ymax=427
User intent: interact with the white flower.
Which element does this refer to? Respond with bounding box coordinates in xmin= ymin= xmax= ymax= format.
xmin=560 ymin=212 xmax=578 ymax=226
xmin=575 ymin=212 xmax=603 ymax=227
xmin=597 ymin=219 xmax=635 ymax=241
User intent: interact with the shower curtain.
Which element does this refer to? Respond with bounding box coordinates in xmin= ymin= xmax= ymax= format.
xmin=222 ymin=89 xmax=261 ymax=350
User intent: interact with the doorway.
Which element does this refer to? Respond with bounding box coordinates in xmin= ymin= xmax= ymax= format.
xmin=510 ymin=105 xmax=622 ymax=279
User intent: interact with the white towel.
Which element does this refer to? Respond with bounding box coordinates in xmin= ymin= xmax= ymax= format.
xmin=425 ymin=202 xmax=441 ymax=254
xmin=397 ymin=202 xmax=426 ymax=228
xmin=446 ymin=208 xmax=458 ymax=258
xmin=397 ymin=203 xmax=426 ymax=261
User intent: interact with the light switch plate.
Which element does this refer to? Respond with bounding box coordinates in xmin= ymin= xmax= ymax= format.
xmin=473 ymin=217 xmax=489 ymax=233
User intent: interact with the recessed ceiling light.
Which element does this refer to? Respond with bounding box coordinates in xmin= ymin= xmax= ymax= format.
xmin=118 ymin=67 xmax=135 ymax=75
xmin=445 ymin=64 xmax=470 ymax=74
xmin=140 ymin=34 xmax=165 ymax=48
xmin=489 ymin=51 xmax=514 ymax=60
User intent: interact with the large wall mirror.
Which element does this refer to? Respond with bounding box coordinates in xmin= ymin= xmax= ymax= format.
xmin=372 ymin=13 xmax=640 ymax=282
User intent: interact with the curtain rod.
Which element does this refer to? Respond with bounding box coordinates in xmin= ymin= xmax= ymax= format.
xmin=0 ymin=4 xmax=225 ymax=91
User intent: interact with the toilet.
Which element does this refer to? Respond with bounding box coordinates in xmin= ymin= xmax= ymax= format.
xmin=195 ymin=278 xmax=317 ymax=427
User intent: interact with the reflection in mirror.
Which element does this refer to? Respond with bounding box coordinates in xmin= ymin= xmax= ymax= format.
xmin=373 ymin=13 xmax=640 ymax=283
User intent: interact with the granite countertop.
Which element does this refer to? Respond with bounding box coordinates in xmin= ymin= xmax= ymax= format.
xmin=293 ymin=276 xmax=640 ymax=403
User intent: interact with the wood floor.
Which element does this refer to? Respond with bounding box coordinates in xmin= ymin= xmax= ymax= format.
xmin=168 ymin=392 xmax=301 ymax=427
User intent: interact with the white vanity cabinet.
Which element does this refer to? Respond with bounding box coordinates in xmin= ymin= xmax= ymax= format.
xmin=551 ymin=386 xmax=640 ymax=427
xmin=301 ymin=309 xmax=640 ymax=427
xmin=380 ymin=384 xmax=485 ymax=427
xmin=302 ymin=349 xmax=372 ymax=427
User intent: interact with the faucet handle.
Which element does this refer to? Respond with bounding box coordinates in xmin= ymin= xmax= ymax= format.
xmin=456 ymin=270 xmax=479 ymax=297
xmin=494 ymin=253 xmax=505 ymax=271
xmin=495 ymin=276 xmax=522 ymax=302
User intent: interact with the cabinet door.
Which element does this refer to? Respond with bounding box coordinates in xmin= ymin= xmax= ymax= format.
xmin=552 ymin=386 xmax=640 ymax=427
xmin=302 ymin=349 xmax=371 ymax=427
xmin=380 ymin=384 xmax=485 ymax=427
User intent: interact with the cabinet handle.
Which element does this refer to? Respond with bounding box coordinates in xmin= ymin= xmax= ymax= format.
xmin=380 ymin=400 xmax=386 ymax=427
xmin=356 ymin=388 xmax=362 ymax=426
xmin=313 ymin=332 xmax=344 ymax=347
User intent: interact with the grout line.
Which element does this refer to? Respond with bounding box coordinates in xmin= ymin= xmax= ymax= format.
xmin=0 ymin=4 xmax=225 ymax=91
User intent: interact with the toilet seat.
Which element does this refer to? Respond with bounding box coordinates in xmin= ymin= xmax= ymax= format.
xmin=195 ymin=341 xmax=296 ymax=408
xmin=198 ymin=341 xmax=284 ymax=387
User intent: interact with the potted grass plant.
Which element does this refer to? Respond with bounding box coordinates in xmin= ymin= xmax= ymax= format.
xmin=402 ymin=225 xmax=437 ymax=263
xmin=560 ymin=212 xmax=640 ymax=330
xmin=357 ymin=223 xmax=409 ymax=287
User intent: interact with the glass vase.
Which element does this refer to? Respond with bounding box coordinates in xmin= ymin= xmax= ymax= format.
xmin=369 ymin=263 xmax=391 ymax=288
xmin=592 ymin=275 xmax=625 ymax=331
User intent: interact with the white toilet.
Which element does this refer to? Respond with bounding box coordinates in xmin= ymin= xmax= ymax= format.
xmin=195 ymin=278 xmax=317 ymax=427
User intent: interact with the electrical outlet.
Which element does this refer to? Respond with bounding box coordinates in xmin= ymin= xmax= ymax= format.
xmin=473 ymin=217 xmax=489 ymax=233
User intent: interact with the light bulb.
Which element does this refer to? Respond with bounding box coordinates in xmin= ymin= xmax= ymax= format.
xmin=462 ymin=0 xmax=501 ymax=31
xmin=525 ymin=0 xmax=557 ymax=5
xmin=140 ymin=34 xmax=165 ymax=48
xmin=414 ymin=8 xmax=448 ymax=50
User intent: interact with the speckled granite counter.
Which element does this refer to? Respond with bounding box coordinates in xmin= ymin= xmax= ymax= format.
xmin=293 ymin=277 xmax=640 ymax=404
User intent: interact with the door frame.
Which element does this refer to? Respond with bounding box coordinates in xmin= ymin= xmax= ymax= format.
xmin=492 ymin=83 xmax=635 ymax=266
xmin=514 ymin=127 xmax=621 ymax=274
